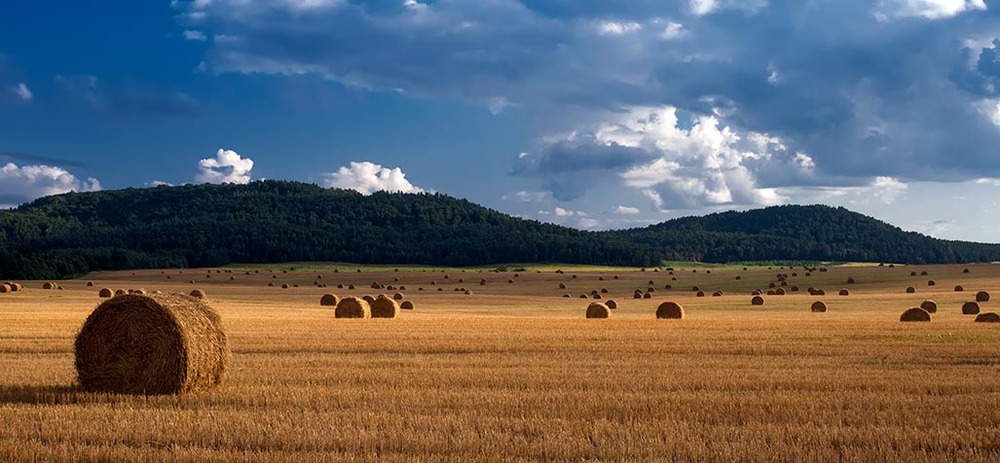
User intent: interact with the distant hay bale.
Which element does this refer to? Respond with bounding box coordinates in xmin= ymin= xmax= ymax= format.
xmin=267 ymin=282 xmax=274 ymax=287
xmin=927 ymin=280 xmax=935 ymax=286
xmin=766 ymin=290 xmax=776 ymax=296
xmin=712 ymin=291 xmax=723 ymax=297
xmin=974 ymin=312 xmax=1000 ymax=323
xmin=751 ymin=296 xmax=765 ymax=306
xmin=921 ymin=271 xmax=928 ymax=276
xmin=606 ymin=300 xmax=618 ymax=309
xmin=593 ymin=294 xmax=603 ymax=300
xmin=735 ymin=276 xmax=742 ymax=280
xmin=919 ymin=300 xmax=938 ymax=313
xmin=976 ymin=291 xmax=990 ymax=302
xmin=839 ymin=289 xmax=850 ymax=296
xmin=633 ymin=293 xmax=642 ymax=299
xmin=281 ymin=284 xmax=289 ymax=289
xmin=775 ymin=288 xmax=785 ymax=295
xmin=348 ymin=284 xmax=356 ymax=290
xmin=43 ymin=281 xmax=56 ymax=290
xmin=189 ymin=289 xmax=206 ymax=299
xmin=665 ymin=284 xmax=672 ymax=289
xmin=74 ymin=293 xmax=229 ymax=395
xmin=371 ymin=295 xmax=400 ymax=318
xmin=790 ymin=286 xmax=799 ymax=292
xmin=134 ymin=289 xmax=148 ymax=296
xmin=464 ymin=289 xmax=474 ymax=295
xmin=392 ymin=292 xmax=404 ymax=300
xmin=99 ymin=288 xmax=113 ymax=298
xmin=564 ymin=294 xmax=571 ymax=298
xmin=696 ymin=291 xmax=705 ymax=297
xmin=815 ymin=289 xmax=826 ymax=296
xmin=0 ymin=284 xmax=9 ymax=293
xmin=964 ymin=268 xmax=970 ymax=273
xmin=643 ymin=293 xmax=652 ymax=299
xmin=900 ymin=307 xmax=931 ymax=322
xmin=768 ymin=282 xmax=776 ymax=288
xmin=751 ymin=290 xmax=762 ymax=296
xmin=115 ymin=289 xmax=127 ymax=296
xmin=906 ymin=287 xmax=915 ymax=294
xmin=362 ymin=295 xmax=376 ymax=304
xmin=962 ymin=301 xmax=981 ymax=315
xmin=910 ymin=271 xmax=917 ymax=276
xmin=955 ymin=285 xmax=964 ymax=292
xmin=601 ymin=288 xmax=609 ymax=293
xmin=320 ymin=294 xmax=339 ymax=306
xmin=847 ymin=277 xmax=855 ymax=284
xmin=400 ymin=300 xmax=415 ymax=310
xmin=335 ymin=297 xmax=371 ymax=319
xmin=86 ymin=281 xmax=94 ymax=287
xmin=586 ymin=302 xmax=611 ymax=319
xmin=810 ymin=301 xmax=827 ymax=313
xmin=656 ymin=302 xmax=684 ymax=319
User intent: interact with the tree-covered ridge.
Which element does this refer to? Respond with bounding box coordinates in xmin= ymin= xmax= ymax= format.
xmin=608 ymin=205 xmax=1000 ymax=264
xmin=0 ymin=181 xmax=659 ymax=279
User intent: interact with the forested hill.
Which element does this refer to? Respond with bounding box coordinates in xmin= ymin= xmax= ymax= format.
xmin=2 ymin=184 xmax=998 ymax=279
xmin=608 ymin=205 xmax=1000 ymax=264
xmin=0 ymin=181 xmax=659 ymax=279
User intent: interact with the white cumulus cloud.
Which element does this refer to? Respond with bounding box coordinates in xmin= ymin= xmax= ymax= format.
xmin=877 ymin=0 xmax=987 ymax=20
xmin=615 ymin=205 xmax=640 ymax=215
xmin=321 ymin=161 xmax=424 ymax=195
xmin=196 ymin=148 xmax=254 ymax=184
xmin=0 ymin=163 xmax=101 ymax=207
xmin=183 ymin=29 xmax=208 ymax=41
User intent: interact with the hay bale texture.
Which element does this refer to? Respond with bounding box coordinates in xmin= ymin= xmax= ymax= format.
xmin=656 ymin=302 xmax=684 ymax=319
xmin=371 ymin=295 xmax=400 ymax=318
xmin=751 ymin=296 xmax=765 ymax=306
xmin=975 ymin=313 xmax=1000 ymax=323
xmin=810 ymin=301 xmax=827 ymax=313
xmin=400 ymin=301 xmax=415 ymax=310
xmin=900 ymin=308 xmax=931 ymax=322
xmin=335 ymin=297 xmax=371 ymax=319
xmin=976 ymin=291 xmax=990 ymax=303
xmin=586 ymin=302 xmax=611 ymax=319
xmin=962 ymin=301 xmax=981 ymax=315
xmin=320 ymin=294 xmax=339 ymax=306
xmin=920 ymin=300 xmax=938 ymax=313
xmin=189 ymin=289 xmax=207 ymax=300
xmin=74 ymin=293 xmax=229 ymax=395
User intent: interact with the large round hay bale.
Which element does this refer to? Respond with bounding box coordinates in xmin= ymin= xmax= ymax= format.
xmin=0 ymin=284 xmax=9 ymax=293
xmin=335 ymin=297 xmax=371 ymax=319
xmin=393 ymin=292 xmax=404 ymax=301
xmin=846 ymin=277 xmax=855 ymax=284
xmin=656 ymin=301 xmax=684 ymax=319
xmin=114 ymin=289 xmax=127 ymax=296
xmin=74 ymin=293 xmax=229 ymax=395
xmin=975 ymin=312 xmax=1000 ymax=323
xmin=606 ymin=300 xmax=618 ymax=309
xmin=775 ymin=288 xmax=785 ymax=296
xmin=86 ymin=281 xmax=94 ymax=287
xmin=810 ymin=301 xmax=827 ymax=312
xmin=838 ymin=289 xmax=850 ymax=296
xmin=927 ymin=280 xmax=935 ymax=286
xmin=9 ymin=283 xmax=20 ymax=292
xmin=900 ymin=307 xmax=931 ymax=322
xmin=400 ymin=301 xmax=415 ymax=310
xmin=633 ymin=293 xmax=642 ymax=299
xmin=751 ymin=296 xmax=764 ymax=306
xmin=320 ymin=294 xmax=339 ymax=306
xmin=559 ymin=283 xmax=566 ymax=289
xmin=189 ymin=289 xmax=206 ymax=300
xmin=98 ymin=288 xmax=113 ymax=298
xmin=910 ymin=271 xmax=917 ymax=276
xmin=962 ymin=301 xmax=981 ymax=315
xmin=586 ymin=302 xmax=611 ymax=319
xmin=43 ymin=281 xmax=56 ymax=290
xmin=362 ymin=295 xmax=376 ymax=304
xmin=642 ymin=293 xmax=652 ymax=299
xmin=371 ymin=295 xmax=400 ymax=319
xmin=976 ymin=291 xmax=990 ymax=303
xmin=964 ymin=268 xmax=971 ymax=273
xmin=815 ymin=289 xmax=826 ymax=296
xmin=954 ymin=285 xmax=964 ymax=292
xmin=696 ymin=291 xmax=705 ymax=297
xmin=906 ymin=287 xmax=915 ymax=294
xmin=713 ymin=291 xmax=723 ymax=297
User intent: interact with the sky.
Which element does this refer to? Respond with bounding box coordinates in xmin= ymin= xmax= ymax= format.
xmin=1 ymin=0 xmax=1000 ymax=242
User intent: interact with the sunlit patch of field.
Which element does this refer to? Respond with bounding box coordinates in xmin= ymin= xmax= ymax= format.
xmin=1 ymin=263 xmax=999 ymax=461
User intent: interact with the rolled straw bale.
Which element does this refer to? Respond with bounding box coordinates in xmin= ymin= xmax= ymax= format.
xmin=320 ymin=294 xmax=339 ymax=306
xmin=586 ymin=302 xmax=611 ymax=319
xmin=656 ymin=301 xmax=684 ymax=319
xmin=74 ymin=293 xmax=229 ymax=394
xmin=900 ymin=308 xmax=931 ymax=322
xmin=371 ymin=295 xmax=400 ymax=318
xmin=335 ymin=297 xmax=371 ymax=319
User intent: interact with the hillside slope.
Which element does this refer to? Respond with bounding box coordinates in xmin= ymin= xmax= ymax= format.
xmin=608 ymin=205 xmax=1000 ymax=264
xmin=0 ymin=181 xmax=658 ymax=279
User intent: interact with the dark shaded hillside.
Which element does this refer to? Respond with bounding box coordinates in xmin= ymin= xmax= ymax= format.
xmin=0 ymin=181 xmax=659 ymax=279
xmin=608 ymin=205 xmax=1000 ymax=264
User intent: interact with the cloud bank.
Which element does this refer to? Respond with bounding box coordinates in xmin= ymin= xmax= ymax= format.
xmin=196 ymin=148 xmax=254 ymax=184
xmin=0 ymin=163 xmax=101 ymax=207
xmin=321 ymin=161 xmax=424 ymax=195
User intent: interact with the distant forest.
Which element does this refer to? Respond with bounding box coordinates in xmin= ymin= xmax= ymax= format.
xmin=1 ymin=181 xmax=997 ymax=279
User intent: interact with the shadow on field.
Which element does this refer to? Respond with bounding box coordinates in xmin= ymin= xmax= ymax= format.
xmin=0 ymin=384 xmax=94 ymax=405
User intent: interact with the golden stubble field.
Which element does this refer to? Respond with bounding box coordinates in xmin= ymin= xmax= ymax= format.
xmin=1 ymin=263 xmax=999 ymax=462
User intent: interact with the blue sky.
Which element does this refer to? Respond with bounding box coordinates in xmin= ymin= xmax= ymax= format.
xmin=1 ymin=0 xmax=1000 ymax=242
